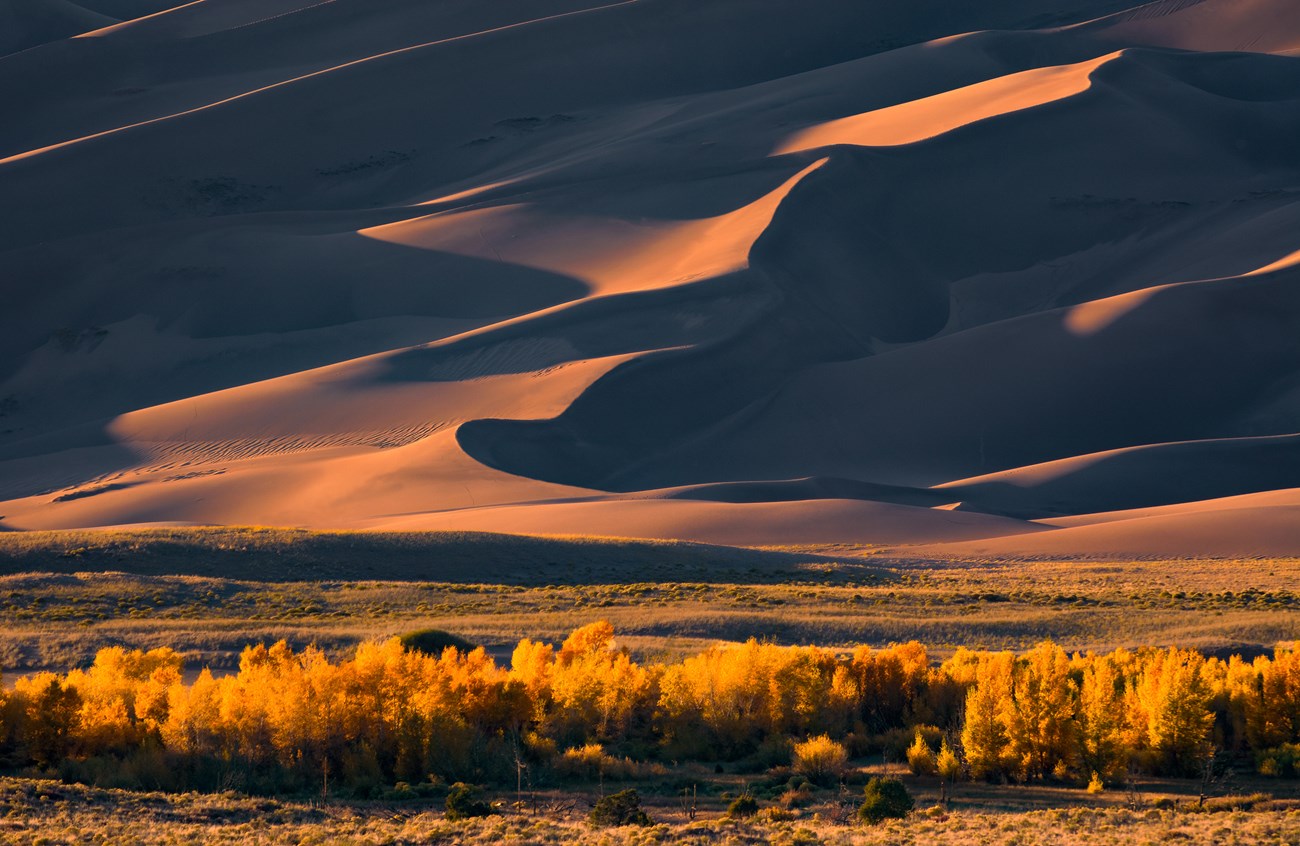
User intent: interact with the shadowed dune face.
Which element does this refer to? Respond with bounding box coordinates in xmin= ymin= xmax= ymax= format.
xmin=2 ymin=0 xmax=1299 ymax=555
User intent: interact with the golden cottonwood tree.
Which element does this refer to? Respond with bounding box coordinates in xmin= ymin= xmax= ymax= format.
xmin=1006 ymin=642 xmax=1077 ymax=780
xmin=1075 ymin=652 xmax=1129 ymax=781
xmin=1127 ymin=648 xmax=1217 ymax=773
xmin=546 ymin=621 xmax=656 ymax=746
xmin=960 ymin=652 xmax=1016 ymax=780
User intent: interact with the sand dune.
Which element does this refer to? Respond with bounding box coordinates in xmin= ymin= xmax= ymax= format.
xmin=1080 ymin=0 xmax=1300 ymax=55
xmin=773 ymin=52 xmax=1117 ymax=153
xmin=362 ymin=497 xmax=1048 ymax=548
xmin=937 ymin=434 xmax=1300 ymax=519
xmin=906 ymin=489 xmax=1300 ymax=559
xmin=0 ymin=0 xmax=115 ymax=56
xmin=2 ymin=0 xmax=1298 ymax=556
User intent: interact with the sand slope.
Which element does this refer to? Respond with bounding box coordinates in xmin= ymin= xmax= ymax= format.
xmin=905 ymin=489 xmax=1300 ymax=559
xmin=0 ymin=0 xmax=115 ymax=56
xmin=1 ymin=0 xmax=1298 ymax=556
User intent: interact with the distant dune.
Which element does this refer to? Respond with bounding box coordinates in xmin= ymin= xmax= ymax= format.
xmin=2 ymin=0 xmax=1298 ymax=558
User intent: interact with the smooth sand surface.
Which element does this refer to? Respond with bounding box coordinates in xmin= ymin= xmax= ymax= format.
xmin=2 ymin=0 xmax=1298 ymax=557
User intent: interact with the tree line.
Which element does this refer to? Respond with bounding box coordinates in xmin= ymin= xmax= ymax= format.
xmin=2 ymin=621 xmax=1298 ymax=795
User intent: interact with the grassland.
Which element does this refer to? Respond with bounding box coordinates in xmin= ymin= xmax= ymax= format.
xmin=0 ymin=527 xmax=836 ymax=583
xmin=2 ymin=771 xmax=1299 ymax=845
xmin=0 ymin=528 xmax=1297 ymax=673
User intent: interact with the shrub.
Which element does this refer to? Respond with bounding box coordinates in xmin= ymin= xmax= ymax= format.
xmin=1086 ymin=771 xmax=1105 ymax=794
xmin=1257 ymin=744 xmax=1300 ymax=778
xmin=589 ymin=789 xmax=652 ymax=827
xmin=1202 ymin=793 xmax=1271 ymax=813
xmin=727 ymin=793 xmax=759 ymax=818
xmin=759 ymin=806 xmax=797 ymax=822
xmin=881 ymin=724 xmax=942 ymax=762
xmin=906 ymin=732 xmax=936 ymax=776
xmin=936 ymin=739 xmax=961 ymax=783
xmin=555 ymin=744 xmax=612 ymax=780
xmin=385 ymin=781 xmax=416 ymax=800
xmin=858 ymin=777 xmax=913 ymax=824
xmin=792 ymin=735 xmax=848 ymax=785
xmin=445 ymin=782 xmax=493 ymax=820
xmin=779 ymin=783 xmax=815 ymax=808
xmin=735 ymin=735 xmax=793 ymax=773
xmin=553 ymin=744 xmax=651 ymax=781
xmin=399 ymin=629 xmax=477 ymax=656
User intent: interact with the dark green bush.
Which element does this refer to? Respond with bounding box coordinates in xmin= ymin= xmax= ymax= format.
xmin=384 ymin=781 xmax=417 ymax=801
xmin=858 ymin=777 xmax=913 ymax=824
xmin=735 ymin=736 xmax=793 ymax=773
xmin=1257 ymin=743 xmax=1300 ymax=778
xmin=445 ymin=782 xmax=493 ymax=820
xmin=589 ymin=789 xmax=652 ymax=827
xmin=727 ymin=793 xmax=759 ymax=817
xmin=399 ymin=629 xmax=477 ymax=656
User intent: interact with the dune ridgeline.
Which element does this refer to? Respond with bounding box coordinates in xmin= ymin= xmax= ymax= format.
xmin=2 ymin=0 xmax=1299 ymax=557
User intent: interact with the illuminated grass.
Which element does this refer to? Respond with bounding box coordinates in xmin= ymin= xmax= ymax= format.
xmin=0 ymin=529 xmax=1296 ymax=672
xmin=1 ymin=776 xmax=1298 ymax=845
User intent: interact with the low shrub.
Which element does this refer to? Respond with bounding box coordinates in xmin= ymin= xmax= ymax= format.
xmin=398 ymin=628 xmax=477 ymax=656
xmin=1257 ymin=743 xmax=1300 ymax=778
xmin=726 ymin=793 xmax=759 ymax=818
xmin=553 ymin=744 xmax=661 ymax=781
xmin=1201 ymin=792 xmax=1271 ymax=813
xmin=792 ymin=735 xmax=848 ymax=786
xmin=759 ymin=806 xmax=797 ymax=823
xmin=906 ymin=731 xmax=937 ymax=776
xmin=858 ymin=777 xmax=913 ymax=824
xmin=589 ymin=789 xmax=652 ymax=827
xmin=445 ymin=782 xmax=493 ymax=820
xmin=734 ymin=736 xmax=793 ymax=773
xmin=779 ymin=783 xmax=815 ymax=809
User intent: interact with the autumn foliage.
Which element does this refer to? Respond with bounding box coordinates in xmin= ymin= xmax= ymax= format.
xmin=0 ymin=624 xmax=1298 ymax=795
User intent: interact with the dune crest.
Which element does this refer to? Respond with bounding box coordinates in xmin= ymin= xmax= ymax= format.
xmin=772 ymin=52 xmax=1118 ymax=153
xmin=360 ymin=159 xmax=828 ymax=296
xmin=2 ymin=0 xmax=1298 ymax=556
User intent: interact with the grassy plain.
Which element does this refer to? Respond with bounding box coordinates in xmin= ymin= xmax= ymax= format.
xmin=0 ymin=528 xmax=1297 ymax=672
xmin=2 ymin=772 xmax=1299 ymax=845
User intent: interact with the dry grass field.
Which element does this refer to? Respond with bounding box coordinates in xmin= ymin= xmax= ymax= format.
xmin=2 ymin=773 xmax=1299 ymax=846
xmin=0 ymin=528 xmax=1296 ymax=673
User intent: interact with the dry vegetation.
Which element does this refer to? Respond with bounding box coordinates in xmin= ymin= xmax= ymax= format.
xmin=2 ymin=777 xmax=1299 ymax=845
xmin=0 ymin=528 xmax=840 ymax=583
xmin=0 ymin=528 xmax=1296 ymax=671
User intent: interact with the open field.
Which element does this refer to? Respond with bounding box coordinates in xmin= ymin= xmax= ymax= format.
xmin=2 ymin=773 xmax=1299 ymax=846
xmin=0 ymin=529 xmax=1297 ymax=673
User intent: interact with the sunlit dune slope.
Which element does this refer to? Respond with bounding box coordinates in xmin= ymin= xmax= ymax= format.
xmin=1 ymin=0 xmax=1298 ymax=556
xmin=773 ymin=52 xmax=1117 ymax=153
xmin=904 ymin=489 xmax=1300 ymax=560
xmin=360 ymin=498 xmax=1049 ymax=548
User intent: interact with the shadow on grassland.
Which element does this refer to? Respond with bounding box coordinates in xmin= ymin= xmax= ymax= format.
xmin=0 ymin=526 xmax=884 ymax=585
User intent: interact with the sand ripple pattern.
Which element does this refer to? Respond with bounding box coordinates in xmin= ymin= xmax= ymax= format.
xmin=133 ymin=421 xmax=451 ymax=470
